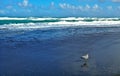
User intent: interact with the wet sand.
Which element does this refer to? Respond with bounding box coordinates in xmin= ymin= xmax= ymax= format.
xmin=0 ymin=29 xmax=120 ymax=76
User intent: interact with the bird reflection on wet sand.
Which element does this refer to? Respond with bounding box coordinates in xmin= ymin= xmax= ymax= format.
xmin=81 ymin=61 xmax=89 ymax=72
xmin=81 ymin=62 xmax=88 ymax=68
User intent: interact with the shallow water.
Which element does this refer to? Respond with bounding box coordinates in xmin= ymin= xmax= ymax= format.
xmin=0 ymin=27 xmax=120 ymax=76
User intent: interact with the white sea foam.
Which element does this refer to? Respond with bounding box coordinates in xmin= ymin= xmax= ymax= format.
xmin=48 ymin=21 xmax=120 ymax=26
xmin=28 ymin=18 xmax=58 ymax=21
xmin=0 ymin=17 xmax=120 ymax=30
xmin=0 ymin=21 xmax=120 ymax=31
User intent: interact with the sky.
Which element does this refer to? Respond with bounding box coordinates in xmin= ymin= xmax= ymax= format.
xmin=0 ymin=0 xmax=120 ymax=17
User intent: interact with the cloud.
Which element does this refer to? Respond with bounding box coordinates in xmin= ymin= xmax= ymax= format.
xmin=6 ymin=6 xmax=13 ymax=9
xmin=50 ymin=2 xmax=55 ymax=8
xmin=18 ymin=0 xmax=32 ymax=7
xmin=51 ymin=2 xmax=54 ymax=7
xmin=0 ymin=10 xmax=5 ymax=14
xmin=59 ymin=3 xmax=119 ymax=12
xmin=59 ymin=3 xmax=76 ymax=9
xmin=107 ymin=6 xmax=112 ymax=10
xmin=78 ymin=6 xmax=83 ymax=10
xmin=85 ymin=4 xmax=90 ymax=9
xmin=118 ymin=6 xmax=120 ymax=9
xmin=93 ymin=4 xmax=99 ymax=9
xmin=112 ymin=0 xmax=120 ymax=2
xmin=59 ymin=3 xmax=101 ymax=11
xmin=59 ymin=3 xmax=66 ymax=9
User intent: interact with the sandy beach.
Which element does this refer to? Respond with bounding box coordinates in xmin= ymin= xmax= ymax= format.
xmin=0 ymin=27 xmax=120 ymax=76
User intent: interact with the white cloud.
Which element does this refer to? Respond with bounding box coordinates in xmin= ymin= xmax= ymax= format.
xmin=78 ymin=6 xmax=83 ymax=10
xmin=59 ymin=3 xmax=102 ymax=11
xmin=50 ymin=2 xmax=55 ymax=8
xmin=51 ymin=2 xmax=54 ymax=7
xmin=112 ymin=0 xmax=120 ymax=2
xmin=0 ymin=10 xmax=5 ymax=14
xmin=93 ymin=4 xmax=99 ymax=9
xmin=85 ymin=4 xmax=90 ymax=9
xmin=59 ymin=3 xmax=76 ymax=9
xmin=59 ymin=3 xmax=66 ymax=9
xmin=118 ymin=6 xmax=120 ymax=9
xmin=6 ymin=6 xmax=12 ymax=9
xmin=18 ymin=0 xmax=32 ymax=7
xmin=107 ymin=6 xmax=112 ymax=10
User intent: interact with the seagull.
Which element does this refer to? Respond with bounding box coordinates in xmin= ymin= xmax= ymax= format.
xmin=81 ymin=54 xmax=89 ymax=60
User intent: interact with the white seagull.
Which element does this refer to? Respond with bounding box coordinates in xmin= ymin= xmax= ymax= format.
xmin=81 ymin=54 xmax=89 ymax=60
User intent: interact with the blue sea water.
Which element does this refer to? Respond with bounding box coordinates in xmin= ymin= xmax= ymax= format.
xmin=0 ymin=17 xmax=120 ymax=76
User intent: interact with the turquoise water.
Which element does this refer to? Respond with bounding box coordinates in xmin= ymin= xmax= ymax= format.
xmin=0 ymin=17 xmax=120 ymax=25
xmin=0 ymin=19 xmax=60 ymax=25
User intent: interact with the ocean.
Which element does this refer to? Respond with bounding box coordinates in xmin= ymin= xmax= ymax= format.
xmin=0 ymin=17 xmax=120 ymax=76
xmin=0 ymin=17 xmax=120 ymax=41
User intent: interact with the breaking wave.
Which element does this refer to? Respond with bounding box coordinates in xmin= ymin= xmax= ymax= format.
xmin=0 ymin=17 xmax=120 ymax=30
xmin=0 ymin=17 xmax=120 ymax=41
xmin=0 ymin=17 xmax=120 ymax=24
